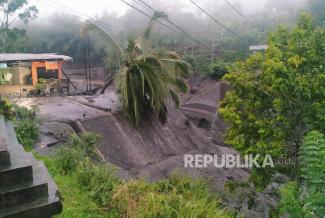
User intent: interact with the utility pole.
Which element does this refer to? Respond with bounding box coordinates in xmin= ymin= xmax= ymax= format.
xmin=87 ymin=36 xmax=92 ymax=92
xmin=83 ymin=35 xmax=89 ymax=92
xmin=18 ymin=62 xmax=22 ymax=98
xmin=83 ymin=34 xmax=92 ymax=93
xmin=211 ymin=43 xmax=220 ymax=65
xmin=211 ymin=44 xmax=215 ymax=65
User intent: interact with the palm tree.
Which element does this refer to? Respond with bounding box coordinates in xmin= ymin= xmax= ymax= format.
xmin=82 ymin=12 xmax=190 ymax=125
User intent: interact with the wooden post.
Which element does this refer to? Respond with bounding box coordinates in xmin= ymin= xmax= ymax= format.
xmin=31 ymin=62 xmax=38 ymax=86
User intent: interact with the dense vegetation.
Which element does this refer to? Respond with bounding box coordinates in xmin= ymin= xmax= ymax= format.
xmin=219 ymin=14 xmax=325 ymax=217
xmin=220 ymin=13 xmax=324 ymax=161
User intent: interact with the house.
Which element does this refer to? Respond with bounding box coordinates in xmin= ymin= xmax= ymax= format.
xmin=0 ymin=53 xmax=72 ymax=97
xmin=249 ymin=45 xmax=268 ymax=53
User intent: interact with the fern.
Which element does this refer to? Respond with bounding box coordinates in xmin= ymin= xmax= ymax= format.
xmin=279 ymin=131 xmax=325 ymax=217
xmin=299 ymin=131 xmax=325 ymax=217
xmin=278 ymin=182 xmax=313 ymax=218
xmin=299 ymin=131 xmax=325 ymax=194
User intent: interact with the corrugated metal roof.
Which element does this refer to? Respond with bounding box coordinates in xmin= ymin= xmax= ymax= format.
xmin=0 ymin=53 xmax=73 ymax=62
xmin=249 ymin=45 xmax=268 ymax=51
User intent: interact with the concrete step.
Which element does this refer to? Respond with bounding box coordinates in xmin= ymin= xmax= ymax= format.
xmin=0 ymin=119 xmax=10 ymax=167
xmin=4 ymin=121 xmax=25 ymax=155
xmin=0 ymin=183 xmax=48 ymax=209
xmin=0 ymin=116 xmax=62 ymax=217
xmin=0 ymin=160 xmax=62 ymax=218
xmin=0 ymin=119 xmax=35 ymax=187
xmin=0 ymin=151 xmax=10 ymax=167
xmin=0 ymin=150 xmax=33 ymax=188
xmin=0 ymin=196 xmax=61 ymax=218
xmin=0 ymin=165 xmax=33 ymax=187
xmin=0 ymin=155 xmax=51 ymax=208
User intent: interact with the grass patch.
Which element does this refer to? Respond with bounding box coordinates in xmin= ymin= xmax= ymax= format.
xmin=36 ymin=133 xmax=231 ymax=218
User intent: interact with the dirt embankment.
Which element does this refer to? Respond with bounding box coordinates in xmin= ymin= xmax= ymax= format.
xmin=77 ymin=77 xmax=277 ymax=217
xmin=15 ymin=76 xmax=277 ymax=217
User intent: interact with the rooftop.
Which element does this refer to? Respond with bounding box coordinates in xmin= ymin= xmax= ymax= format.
xmin=249 ymin=45 xmax=268 ymax=51
xmin=0 ymin=53 xmax=73 ymax=62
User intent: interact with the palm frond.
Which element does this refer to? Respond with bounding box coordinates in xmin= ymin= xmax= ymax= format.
xmin=160 ymin=58 xmax=191 ymax=78
xmin=114 ymin=11 xmax=190 ymax=126
xmin=174 ymin=77 xmax=188 ymax=93
xmin=143 ymin=11 xmax=168 ymax=40
xmin=158 ymin=102 xmax=168 ymax=124
xmin=169 ymin=88 xmax=180 ymax=107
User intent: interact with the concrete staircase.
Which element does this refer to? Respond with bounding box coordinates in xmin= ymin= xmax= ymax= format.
xmin=0 ymin=116 xmax=62 ymax=218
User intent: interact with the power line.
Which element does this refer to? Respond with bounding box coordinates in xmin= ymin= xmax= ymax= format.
xmin=223 ymin=0 xmax=252 ymax=24
xmin=92 ymin=0 xmax=148 ymax=32
xmin=135 ymin=0 xmax=209 ymax=49
xmin=45 ymin=0 xmax=122 ymax=33
xmin=135 ymin=0 xmax=155 ymax=12
xmin=119 ymin=0 xmax=187 ymax=38
xmin=189 ymin=0 xmax=243 ymax=39
xmin=130 ymin=0 xmax=152 ymax=13
xmin=92 ymin=0 xmax=143 ymax=30
xmin=36 ymin=0 xmax=86 ymax=19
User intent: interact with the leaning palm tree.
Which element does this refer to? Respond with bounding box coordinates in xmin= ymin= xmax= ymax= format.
xmin=82 ymin=12 xmax=190 ymax=125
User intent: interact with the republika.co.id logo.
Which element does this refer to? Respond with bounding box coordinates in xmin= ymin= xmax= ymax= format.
xmin=184 ymin=154 xmax=279 ymax=169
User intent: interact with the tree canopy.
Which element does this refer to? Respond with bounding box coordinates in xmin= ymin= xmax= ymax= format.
xmin=219 ymin=13 xmax=325 ymax=160
xmin=0 ymin=0 xmax=38 ymax=52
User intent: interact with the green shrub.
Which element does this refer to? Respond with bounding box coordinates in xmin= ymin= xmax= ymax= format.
xmin=278 ymin=182 xmax=312 ymax=218
xmin=54 ymin=145 xmax=85 ymax=175
xmin=183 ymin=54 xmax=210 ymax=74
xmin=208 ymin=61 xmax=229 ymax=79
xmin=14 ymin=105 xmax=39 ymax=121
xmin=67 ymin=132 xmax=101 ymax=160
xmin=15 ymin=120 xmax=39 ymax=150
xmin=0 ymin=98 xmax=15 ymax=120
xmin=54 ymin=132 xmax=100 ymax=175
xmin=14 ymin=105 xmax=40 ymax=150
xmin=35 ymin=78 xmax=47 ymax=94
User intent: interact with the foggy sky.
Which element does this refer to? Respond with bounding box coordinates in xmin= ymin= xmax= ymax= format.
xmin=31 ymin=0 xmax=266 ymax=20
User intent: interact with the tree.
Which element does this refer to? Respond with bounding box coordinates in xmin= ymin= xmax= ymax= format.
xmin=82 ymin=12 xmax=190 ymax=125
xmin=5 ymin=27 xmax=29 ymax=52
xmin=308 ymin=0 xmax=325 ymax=25
xmin=0 ymin=0 xmax=38 ymax=52
xmin=219 ymin=13 xmax=325 ymax=170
